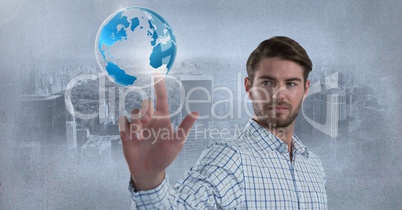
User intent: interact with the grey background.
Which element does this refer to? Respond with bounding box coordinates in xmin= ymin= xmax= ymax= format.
xmin=1 ymin=0 xmax=401 ymax=209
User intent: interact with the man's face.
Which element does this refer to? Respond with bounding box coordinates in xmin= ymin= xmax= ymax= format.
xmin=245 ymin=57 xmax=310 ymax=128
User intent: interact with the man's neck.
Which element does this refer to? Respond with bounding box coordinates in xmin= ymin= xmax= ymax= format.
xmin=272 ymin=125 xmax=294 ymax=148
xmin=253 ymin=118 xmax=295 ymax=154
xmin=271 ymin=124 xmax=294 ymax=161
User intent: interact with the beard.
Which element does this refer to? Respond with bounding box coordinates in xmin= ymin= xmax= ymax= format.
xmin=252 ymin=100 xmax=302 ymax=128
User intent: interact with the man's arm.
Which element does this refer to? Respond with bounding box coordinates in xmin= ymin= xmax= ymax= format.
xmin=129 ymin=142 xmax=245 ymax=209
xmin=119 ymin=73 xmax=244 ymax=208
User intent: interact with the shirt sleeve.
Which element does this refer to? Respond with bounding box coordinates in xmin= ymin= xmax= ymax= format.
xmin=129 ymin=142 xmax=245 ymax=209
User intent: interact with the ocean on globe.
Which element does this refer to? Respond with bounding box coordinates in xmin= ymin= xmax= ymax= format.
xmin=95 ymin=7 xmax=177 ymax=87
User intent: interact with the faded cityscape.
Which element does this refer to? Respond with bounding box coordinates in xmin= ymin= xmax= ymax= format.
xmin=5 ymin=58 xmax=400 ymax=209
xmin=1 ymin=0 xmax=401 ymax=209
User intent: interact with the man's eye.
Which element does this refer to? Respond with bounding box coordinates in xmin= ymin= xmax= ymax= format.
xmin=262 ymin=81 xmax=272 ymax=86
xmin=287 ymin=82 xmax=296 ymax=87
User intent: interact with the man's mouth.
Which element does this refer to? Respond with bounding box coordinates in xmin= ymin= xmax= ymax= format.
xmin=269 ymin=106 xmax=288 ymax=109
xmin=267 ymin=103 xmax=290 ymax=111
xmin=268 ymin=107 xmax=288 ymax=112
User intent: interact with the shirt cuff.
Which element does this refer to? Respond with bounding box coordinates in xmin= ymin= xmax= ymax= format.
xmin=128 ymin=174 xmax=170 ymax=209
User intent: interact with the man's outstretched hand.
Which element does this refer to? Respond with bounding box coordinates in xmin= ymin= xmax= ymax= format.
xmin=118 ymin=74 xmax=199 ymax=191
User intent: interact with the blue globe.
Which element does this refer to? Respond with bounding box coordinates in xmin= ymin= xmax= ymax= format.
xmin=95 ymin=7 xmax=177 ymax=87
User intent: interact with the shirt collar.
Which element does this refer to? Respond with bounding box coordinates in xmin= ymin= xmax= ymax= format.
xmin=243 ymin=119 xmax=309 ymax=157
xmin=292 ymin=133 xmax=309 ymax=158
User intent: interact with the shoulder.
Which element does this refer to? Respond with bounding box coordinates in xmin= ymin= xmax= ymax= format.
xmin=198 ymin=138 xmax=243 ymax=166
xmin=306 ymin=150 xmax=326 ymax=176
xmin=307 ymin=150 xmax=324 ymax=166
xmin=184 ymin=138 xmax=246 ymax=190
xmin=201 ymin=132 xmax=256 ymax=158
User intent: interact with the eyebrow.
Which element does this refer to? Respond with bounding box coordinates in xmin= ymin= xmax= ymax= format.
xmin=285 ymin=77 xmax=302 ymax=82
xmin=257 ymin=76 xmax=302 ymax=82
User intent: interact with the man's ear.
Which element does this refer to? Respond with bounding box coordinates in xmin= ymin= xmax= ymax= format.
xmin=244 ymin=77 xmax=252 ymax=99
xmin=302 ymin=79 xmax=310 ymax=101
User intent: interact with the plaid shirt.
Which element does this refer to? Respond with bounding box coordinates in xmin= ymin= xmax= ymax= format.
xmin=129 ymin=119 xmax=327 ymax=209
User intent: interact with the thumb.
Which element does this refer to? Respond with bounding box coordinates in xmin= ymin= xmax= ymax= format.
xmin=176 ymin=112 xmax=199 ymax=142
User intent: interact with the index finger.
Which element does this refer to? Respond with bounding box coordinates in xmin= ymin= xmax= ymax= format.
xmin=153 ymin=72 xmax=169 ymax=115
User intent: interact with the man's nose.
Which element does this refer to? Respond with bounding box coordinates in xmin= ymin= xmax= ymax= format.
xmin=273 ymin=85 xmax=286 ymax=101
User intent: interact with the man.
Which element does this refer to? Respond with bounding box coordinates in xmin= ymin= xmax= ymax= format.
xmin=119 ymin=36 xmax=327 ymax=209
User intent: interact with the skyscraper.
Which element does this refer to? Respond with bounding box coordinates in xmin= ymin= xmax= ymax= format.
xmin=312 ymin=83 xmax=347 ymax=138
xmin=20 ymin=94 xmax=66 ymax=145
xmin=178 ymin=74 xmax=213 ymax=126
xmin=66 ymin=121 xmax=77 ymax=150
xmin=110 ymin=136 xmax=123 ymax=162
xmin=76 ymin=127 xmax=89 ymax=154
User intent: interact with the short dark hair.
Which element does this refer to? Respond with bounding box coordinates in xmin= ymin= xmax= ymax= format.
xmin=246 ymin=36 xmax=312 ymax=85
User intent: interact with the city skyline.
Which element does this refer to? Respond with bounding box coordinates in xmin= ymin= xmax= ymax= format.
xmin=1 ymin=0 xmax=401 ymax=209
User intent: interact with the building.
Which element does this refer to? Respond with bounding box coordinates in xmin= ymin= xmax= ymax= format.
xmin=66 ymin=121 xmax=77 ymax=150
xmin=110 ymin=136 xmax=123 ymax=162
xmin=324 ymin=71 xmax=346 ymax=89
xmin=81 ymin=135 xmax=111 ymax=160
xmin=177 ymin=74 xmax=213 ymax=126
xmin=20 ymin=94 xmax=66 ymax=145
xmin=312 ymin=86 xmax=347 ymax=138
xmin=100 ymin=123 xmax=119 ymax=135
xmin=312 ymin=83 xmax=347 ymax=138
xmin=76 ymin=127 xmax=89 ymax=154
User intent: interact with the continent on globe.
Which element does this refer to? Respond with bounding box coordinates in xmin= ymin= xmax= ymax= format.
xmin=95 ymin=7 xmax=177 ymax=87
